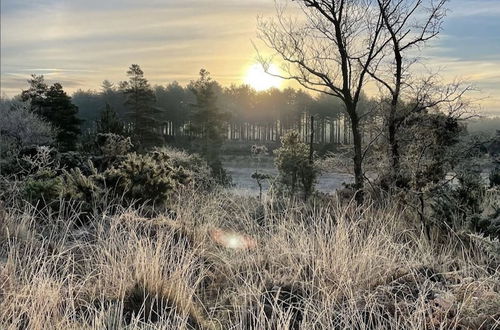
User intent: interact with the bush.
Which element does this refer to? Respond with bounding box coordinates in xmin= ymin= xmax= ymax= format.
xmin=23 ymin=169 xmax=63 ymax=207
xmin=103 ymin=148 xmax=214 ymax=207
xmin=274 ymin=131 xmax=318 ymax=199
xmin=0 ymin=101 xmax=55 ymax=150
xmin=489 ymin=166 xmax=500 ymax=187
xmin=0 ymin=101 xmax=55 ymax=175
xmin=431 ymin=169 xmax=485 ymax=231
xmin=160 ymin=147 xmax=215 ymax=190
xmin=14 ymin=147 xmax=218 ymax=218
xmin=89 ymin=133 xmax=133 ymax=171
xmin=104 ymin=152 xmax=188 ymax=206
xmin=10 ymin=146 xmax=63 ymax=207
xmin=97 ymin=133 xmax=133 ymax=158
xmin=62 ymin=163 xmax=106 ymax=217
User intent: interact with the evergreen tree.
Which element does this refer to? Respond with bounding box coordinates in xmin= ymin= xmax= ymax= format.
xmin=120 ymin=64 xmax=161 ymax=150
xmin=44 ymin=83 xmax=82 ymax=151
xmin=22 ymin=76 xmax=81 ymax=151
xmin=188 ymin=69 xmax=230 ymax=183
xmin=21 ymin=74 xmax=48 ymax=114
xmin=101 ymin=80 xmax=114 ymax=94
xmin=96 ymin=103 xmax=124 ymax=135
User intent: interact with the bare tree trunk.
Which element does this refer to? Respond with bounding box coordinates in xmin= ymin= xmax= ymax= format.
xmin=309 ymin=115 xmax=314 ymax=164
xmin=349 ymin=107 xmax=364 ymax=204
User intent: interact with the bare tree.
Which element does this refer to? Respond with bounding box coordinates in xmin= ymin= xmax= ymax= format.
xmin=257 ymin=0 xmax=390 ymax=203
xmin=367 ymin=0 xmax=449 ymax=185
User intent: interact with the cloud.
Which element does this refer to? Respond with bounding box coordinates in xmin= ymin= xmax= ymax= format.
xmin=1 ymin=0 xmax=498 ymax=114
xmin=447 ymin=0 xmax=500 ymax=18
xmin=1 ymin=0 xmax=276 ymax=94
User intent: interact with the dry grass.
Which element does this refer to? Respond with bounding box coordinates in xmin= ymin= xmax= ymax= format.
xmin=0 ymin=191 xmax=499 ymax=329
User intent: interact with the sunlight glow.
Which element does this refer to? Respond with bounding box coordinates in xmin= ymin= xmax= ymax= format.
xmin=209 ymin=228 xmax=257 ymax=250
xmin=244 ymin=64 xmax=282 ymax=91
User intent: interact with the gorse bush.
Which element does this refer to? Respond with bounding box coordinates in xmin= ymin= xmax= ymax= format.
xmin=104 ymin=147 xmax=213 ymax=207
xmin=90 ymin=133 xmax=134 ymax=171
xmin=23 ymin=168 xmax=63 ymax=207
xmin=454 ymin=169 xmax=485 ymax=215
xmin=431 ymin=169 xmax=486 ymax=232
xmin=62 ymin=163 xmax=107 ymax=216
xmin=159 ymin=147 xmax=215 ymax=190
xmin=3 ymin=145 xmax=216 ymax=217
xmin=14 ymin=147 xmax=62 ymax=207
xmin=274 ymin=131 xmax=318 ymax=199
xmin=104 ymin=152 xmax=188 ymax=206
xmin=97 ymin=133 xmax=133 ymax=158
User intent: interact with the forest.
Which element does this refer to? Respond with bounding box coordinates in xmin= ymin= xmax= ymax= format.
xmin=71 ymin=71 xmax=363 ymax=146
xmin=1 ymin=0 xmax=500 ymax=329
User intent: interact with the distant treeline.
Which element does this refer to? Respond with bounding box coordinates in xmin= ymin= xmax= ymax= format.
xmin=466 ymin=117 xmax=500 ymax=136
xmin=73 ymin=80 xmax=375 ymax=145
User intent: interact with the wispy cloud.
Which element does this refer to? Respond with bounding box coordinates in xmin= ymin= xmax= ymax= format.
xmin=1 ymin=0 xmax=499 ymax=113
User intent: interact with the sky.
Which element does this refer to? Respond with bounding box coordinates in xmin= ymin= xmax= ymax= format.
xmin=1 ymin=0 xmax=499 ymax=115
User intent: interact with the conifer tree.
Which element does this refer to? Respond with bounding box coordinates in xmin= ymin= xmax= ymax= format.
xmin=120 ymin=64 xmax=161 ymax=150
xmin=22 ymin=76 xmax=81 ymax=151
xmin=188 ymin=69 xmax=230 ymax=183
xmin=96 ymin=103 xmax=124 ymax=135
xmin=44 ymin=83 xmax=82 ymax=151
xmin=101 ymin=80 xmax=114 ymax=94
xmin=21 ymin=74 xmax=48 ymax=114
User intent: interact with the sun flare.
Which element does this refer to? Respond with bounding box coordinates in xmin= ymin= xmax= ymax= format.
xmin=244 ymin=64 xmax=282 ymax=91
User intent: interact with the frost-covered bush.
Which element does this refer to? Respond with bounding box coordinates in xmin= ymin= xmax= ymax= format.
xmin=90 ymin=133 xmax=134 ymax=171
xmin=97 ymin=133 xmax=133 ymax=157
xmin=0 ymin=100 xmax=55 ymax=149
xmin=0 ymin=101 xmax=55 ymax=174
xmin=274 ymin=131 xmax=318 ymax=199
xmin=157 ymin=147 xmax=214 ymax=190
xmin=23 ymin=169 xmax=63 ymax=207
xmin=431 ymin=170 xmax=485 ymax=230
xmin=104 ymin=149 xmax=191 ymax=206
xmin=17 ymin=147 xmax=64 ymax=207
xmin=63 ymin=163 xmax=104 ymax=202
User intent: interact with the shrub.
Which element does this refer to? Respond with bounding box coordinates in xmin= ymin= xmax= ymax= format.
xmin=0 ymin=101 xmax=55 ymax=175
xmin=159 ymin=147 xmax=214 ymax=190
xmin=104 ymin=149 xmax=193 ymax=206
xmin=55 ymin=148 xmax=216 ymax=217
xmin=13 ymin=147 xmax=63 ymax=207
xmin=105 ymin=153 xmax=185 ymax=206
xmin=90 ymin=133 xmax=133 ymax=171
xmin=23 ymin=169 xmax=63 ymax=207
xmin=454 ymin=170 xmax=485 ymax=215
xmin=0 ymin=101 xmax=55 ymax=150
xmin=489 ymin=166 xmax=500 ymax=187
xmin=431 ymin=169 xmax=485 ymax=232
xmin=274 ymin=131 xmax=318 ymax=199
xmin=62 ymin=163 xmax=106 ymax=218
xmin=97 ymin=133 xmax=133 ymax=158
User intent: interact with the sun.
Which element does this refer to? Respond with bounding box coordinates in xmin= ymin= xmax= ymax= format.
xmin=244 ymin=64 xmax=282 ymax=91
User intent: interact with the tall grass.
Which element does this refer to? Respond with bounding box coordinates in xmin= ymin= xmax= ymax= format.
xmin=0 ymin=191 xmax=499 ymax=329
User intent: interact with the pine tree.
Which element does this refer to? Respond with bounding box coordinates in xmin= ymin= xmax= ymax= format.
xmin=21 ymin=74 xmax=48 ymax=114
xmin=188 ymin=69 xmax=230 ymax=183
xmin=22 ymin=76 xmax=81 ymax=151
xmin=96 ymin=103 xmax=124 ymax=135
xmin=44 ymin=83 xmax=82 ymax=151
xmin=101 ymin=80 xmax=114 ymax=94
xmin=120 ymin=64 xmax=161 ymax=150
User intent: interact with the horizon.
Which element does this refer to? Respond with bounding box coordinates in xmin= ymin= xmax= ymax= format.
xmin=1 ymin=0 xmax=500 ymax=115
